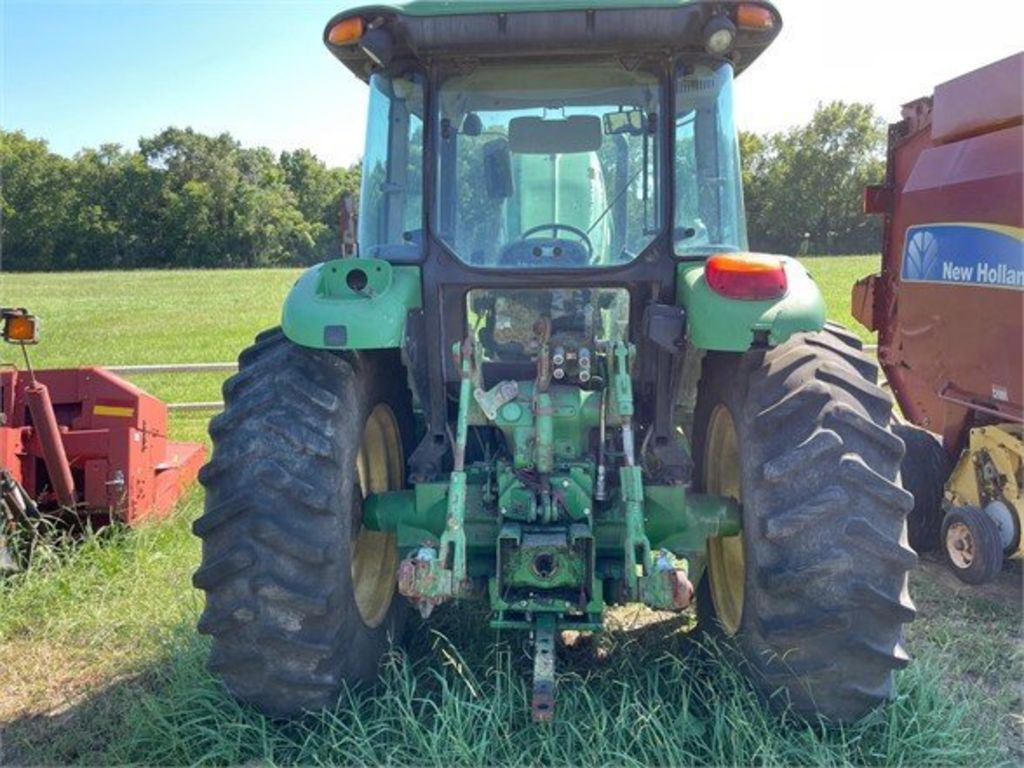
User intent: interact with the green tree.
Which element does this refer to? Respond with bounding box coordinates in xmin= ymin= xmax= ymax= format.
xmin=138 ymin=128 xmax=318 ymax=267
xmin=62 ymin=144 xmax=165 ymax=269
xmin=741 ymin=102 xmax=886 ymax=254
xmin=0 ymin=131 xmax=74 ymax=270
xmin=279 ymin=149 xmax=360 ymax=262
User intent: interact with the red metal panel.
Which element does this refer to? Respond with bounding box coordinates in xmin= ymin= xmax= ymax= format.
xmin=0 ymin=369 xmax=26 ymax=487
xmin=0 ymin=366 xmax=204 ymax=525
xmin=932 ymin=53 xmax=1023 ymax=145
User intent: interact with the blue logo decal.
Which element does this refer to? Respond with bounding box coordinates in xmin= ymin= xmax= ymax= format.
xmin=902 ymin=224 xmax=1024 ymax=289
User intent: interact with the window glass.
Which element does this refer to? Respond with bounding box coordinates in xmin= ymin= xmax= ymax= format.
xmin=467 ymin=288 xmax=630 ymax=363
xmin=674 ymin=63 xmax=748 ymax=254
xmin=359 ymin=72 xmax=424 ymax=260
xmin=435 ymin=63 xmax=662 ymax=269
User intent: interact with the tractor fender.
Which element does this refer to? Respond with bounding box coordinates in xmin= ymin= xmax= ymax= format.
xmin=281 ymin=259 xmax=423 ymax=350
xmin=676 ymin=256 xmax=826 ymax=351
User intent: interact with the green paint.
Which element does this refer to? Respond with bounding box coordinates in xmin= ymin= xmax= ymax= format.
xmin=610 ymin=343 xmax=635 ymax=420
xmin=643 ymin=487 xmax=741 ymax=551
xmin=363 ymin=490 xmax=422 ymax=534
xmin=281 ymin=259 xmax=422 ymax=350
xmin=557 ymin=467 xmax=594 ymax=521
xmin=497 ymin=464 xmax=536 ymax=521
xmin=365 ymin=482 xmax=741 ymax=559
xmin=487 ymin=382 xmax=603 ymax=469
xmin=490 ymin=522 xmax=602 ymax=630
xmin=436 ymin=348 xmax=474 ymax=591
xmin=677 ymin=257 xmax=826 ymax=352
xmin=438 ymin=471 xmax=468 ymax=588
xmin=535 ymin=392 xmax=554 ymax=475
xmin=620 ymin=464 xmax=650 ymax=600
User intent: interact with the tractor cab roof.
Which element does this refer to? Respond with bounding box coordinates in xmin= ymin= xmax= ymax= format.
xmin=325 ymin=0 xmax=781 ymax=81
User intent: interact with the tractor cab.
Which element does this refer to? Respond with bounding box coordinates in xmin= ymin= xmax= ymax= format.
xmin=322 ymin=1 xmax=777 ymax=479
xmin=346 ymin=3 xmax=761 ymax=270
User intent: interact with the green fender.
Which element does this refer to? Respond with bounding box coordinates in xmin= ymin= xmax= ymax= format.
xmin=677 ymin=256 xmax=826 ymax=351
xmin=281 ymin=258 xmax=422 ymax=350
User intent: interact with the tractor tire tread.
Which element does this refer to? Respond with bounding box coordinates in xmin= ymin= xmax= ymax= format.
xmin=193 ymin=330 xmax=411 ymax=717
xmin=694 ymin=324 xmax=916 ymax=722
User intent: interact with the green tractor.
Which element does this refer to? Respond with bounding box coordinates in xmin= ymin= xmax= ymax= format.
xmin=193 ymin=0 xmax=916 ymax=723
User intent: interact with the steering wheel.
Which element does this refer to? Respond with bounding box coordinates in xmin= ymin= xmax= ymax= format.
xmin=498 ymin=222 xmax=594 ymax=266
xmin=520 ymin=223 xmax=594 ymax=257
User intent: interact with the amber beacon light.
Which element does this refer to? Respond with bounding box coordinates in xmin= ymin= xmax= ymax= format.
xmin=328 ymin=17 xmax=365 ymax=46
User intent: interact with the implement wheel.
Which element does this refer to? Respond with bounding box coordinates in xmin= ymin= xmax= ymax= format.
xmin=193 ymin=328 xmax=412 ymax=716
xmin=893 ymin=422 xmax=951 ymax=553
xmin=693 ymin=323 xmax=916 ymax=722
xmin=941 ymin=506 xmax=1004 ymax=585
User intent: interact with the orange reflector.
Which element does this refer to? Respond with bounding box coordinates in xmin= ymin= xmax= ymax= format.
xmin=736 ymin=4 xmax=775 ymax=30
xmin=706 ymin=253 xmax=787 ymax=300
xmin=328 ymin=17 xmax=365 ymax=46
xmin=3 ymin=314 xmax=37 ymax=343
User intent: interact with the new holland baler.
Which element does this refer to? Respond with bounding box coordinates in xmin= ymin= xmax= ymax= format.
xmin=853 ymin=52 xmax=1023 ymax=584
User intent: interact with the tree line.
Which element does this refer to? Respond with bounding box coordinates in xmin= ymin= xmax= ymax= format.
xmin=0 ymin=102 xmax=885 ymax=271
xmin=0 ymin=127 xmax=360 ymax=271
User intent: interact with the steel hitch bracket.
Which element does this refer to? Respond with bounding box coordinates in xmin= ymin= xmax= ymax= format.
xmin=611 ymin=342 xmax=698 ymax=610
xmin=531 ymin=613 xmax=558 ymax=723
xmin=398 ymin=341 xmax=475 ymax=616
xmin=612 ymin=343 xmax=654 ymax=600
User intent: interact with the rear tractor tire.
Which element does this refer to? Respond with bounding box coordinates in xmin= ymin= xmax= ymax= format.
xmin=693 ymin=323 xmax=917 ymax=723
xmin=193 ymin=328 xmax=412 ymax=716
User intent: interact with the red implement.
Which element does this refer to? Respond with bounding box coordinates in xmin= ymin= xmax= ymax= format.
xmin=853 ymin=53 xmax=1024 ymax=453
xmin=0 ymin=366 xmax=205 ymax=524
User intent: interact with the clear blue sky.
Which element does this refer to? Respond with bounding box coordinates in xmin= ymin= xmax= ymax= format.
xmin=3 ymin=1 xmax=1022 ymax=168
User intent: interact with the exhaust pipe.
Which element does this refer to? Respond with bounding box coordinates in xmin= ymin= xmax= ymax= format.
xmin=25 ymin=383 xmax=76 ymax=508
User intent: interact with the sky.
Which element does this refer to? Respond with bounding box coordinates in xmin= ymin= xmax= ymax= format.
xmin=2 ymin=0 xmax=1022 ymax=168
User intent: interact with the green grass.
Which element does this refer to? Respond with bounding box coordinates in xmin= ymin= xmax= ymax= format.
xmin=798 ymin=254 xmax=877 ymax=333
xmin=0 ymin=506 xmax=1006 ymax=767
xmin=1 ymin=503 xmax=1012 ymax=766
xmin=2 ymin=259 xmax=1020 ymax=766
xmin=1 ymin=268 xmax=299 ymax=444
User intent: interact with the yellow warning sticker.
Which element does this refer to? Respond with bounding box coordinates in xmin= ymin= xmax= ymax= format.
xmin=93 ymin=405 xmax=135 ymax=418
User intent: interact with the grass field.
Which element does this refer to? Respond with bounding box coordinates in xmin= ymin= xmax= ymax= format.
xmin=1 ymin=259 xmax=1021 ymax=766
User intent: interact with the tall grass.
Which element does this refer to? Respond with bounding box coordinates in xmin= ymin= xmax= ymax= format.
xmin=105 ymin=625 xmax=1002 ymax=767
xmin=1 ymin=501 xmax=1006 ymax=766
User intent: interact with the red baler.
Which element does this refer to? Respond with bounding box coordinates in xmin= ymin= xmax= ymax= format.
xmin=853 ymin=53 xmax=1023 ymax=583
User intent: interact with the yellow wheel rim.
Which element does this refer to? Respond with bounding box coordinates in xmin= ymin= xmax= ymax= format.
xmin=945 ymin=521 xmax=976 ymax=569
xmin=351 ymin=404 xmax=404 ymax=629
xmin=704 ymin=405 xmax=745 ymax=636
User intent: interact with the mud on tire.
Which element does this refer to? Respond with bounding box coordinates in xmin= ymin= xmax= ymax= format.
xmin=193 ymin=328 xmax=413 ymax=716
xmin=693 ymin=322 xmax=917 ymax=722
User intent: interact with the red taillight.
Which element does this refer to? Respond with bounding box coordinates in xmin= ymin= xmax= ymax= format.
xmin=706 ymin=253 xmax=788 ymax=300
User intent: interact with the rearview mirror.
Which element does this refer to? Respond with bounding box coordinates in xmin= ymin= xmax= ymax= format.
xmin=508 ymin=115 xmax=602 ymax=154
xmin=603 ymin=109 xmax=646 ymax=136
